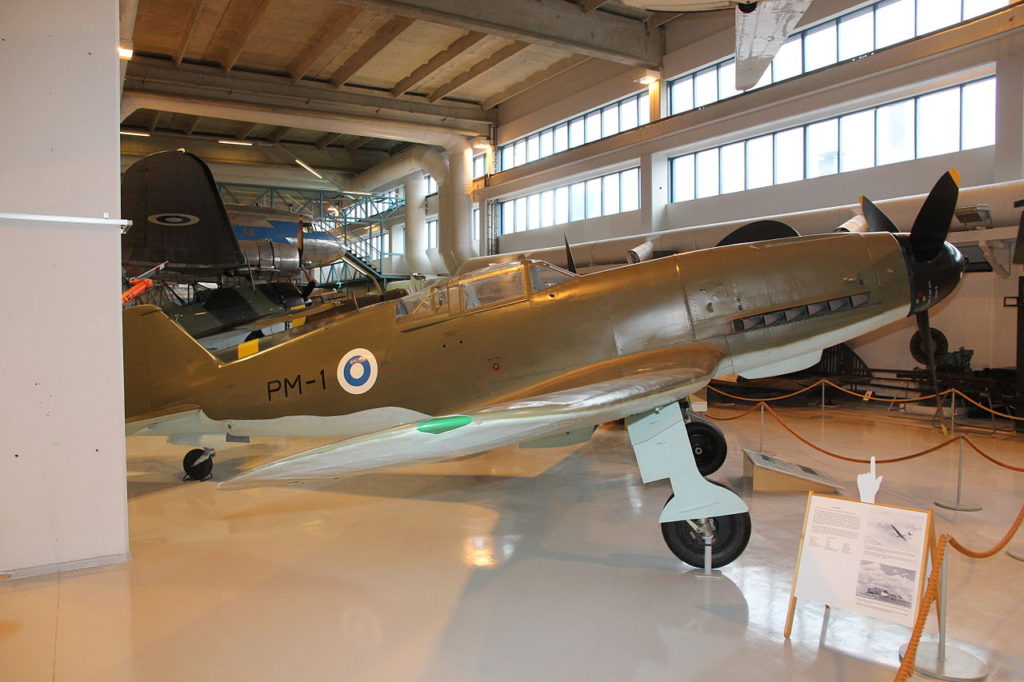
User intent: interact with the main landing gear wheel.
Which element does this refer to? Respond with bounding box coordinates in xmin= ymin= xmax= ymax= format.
xmin=182 ymin=448 xmax=215 ymax=481
xmin=686 ymin=416 xmax=728 ymax=476
xmin=661 ymin=485 xmax=752 ymax=568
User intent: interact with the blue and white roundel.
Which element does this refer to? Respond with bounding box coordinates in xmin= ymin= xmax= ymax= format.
xmin=337 ymin=348 xmax=378 ymax=395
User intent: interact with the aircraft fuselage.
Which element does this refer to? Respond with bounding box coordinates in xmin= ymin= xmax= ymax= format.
xmin=126 ymin=231 xmax=923 ymax=440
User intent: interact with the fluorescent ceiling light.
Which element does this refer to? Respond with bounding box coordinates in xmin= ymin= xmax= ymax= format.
xmin=118 ymin=45 xmax=133 ymax=60
xmin=120 ymin=130 xmax=150 ymax=137
xmin=295 ymin=158 xmax=323 ymax=179
xmin=218 ymin=139 xmax=253 ymax=146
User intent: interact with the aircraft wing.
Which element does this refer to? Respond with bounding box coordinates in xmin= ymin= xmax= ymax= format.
xmin=219 ymin=346 xmax=724 ymax=488
xmin=734 ymin=0 xmax=812 ymax=90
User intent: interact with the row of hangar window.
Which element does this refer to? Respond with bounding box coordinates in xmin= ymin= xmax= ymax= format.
xmin=497 ymin=75 xmax=995 ymax=235
xmin=496 ymin=0 xmax=1007 ymax=173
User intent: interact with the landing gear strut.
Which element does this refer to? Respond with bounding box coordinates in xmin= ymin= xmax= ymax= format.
xmin=627 ymin=402 xmax=751 ymax=569
xmin=183 ymin=447 xmax=215 ymax=481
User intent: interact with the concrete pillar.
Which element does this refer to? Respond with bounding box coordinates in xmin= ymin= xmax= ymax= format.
xmin=995 ymin=54 xmax=1024 ymax=182
xmin=0 ymin=0 xmax=129 ymax=575
xmin=641 ymin=151 xmax=671 ymax=232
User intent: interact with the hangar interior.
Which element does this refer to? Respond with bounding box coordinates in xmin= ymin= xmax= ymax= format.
xmin=2 ymin=0 xmax=1024 ymax=680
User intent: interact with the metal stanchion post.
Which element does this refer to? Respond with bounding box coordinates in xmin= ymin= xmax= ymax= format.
xmin=936 ymin=437 xmax=982 ymax=512
xmin=759 ymin=402 xmax=765 ymax=454
xmin=900 ymin=552 xmax=989 ymax=680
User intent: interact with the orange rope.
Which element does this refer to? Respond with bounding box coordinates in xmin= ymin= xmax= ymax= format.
xmin=948 ymin=501 xmax=1024 ymax=558
xmin=704 ymin=403 xmax=763 ymax=421
xmin=705 ymin=403 xmax=1024 ymax=471
xmin=707 ymin=379 xmax=1024 ymax=421
xmin=761 ymin=403 xmax=957 ymax=463
xmin=961 ymin=436 xmax=1024 ymax=473
xmin=895 ymin=504 xmax=1024 ymax=681
xmin=893 ymin=536 xmax=947 ymax=682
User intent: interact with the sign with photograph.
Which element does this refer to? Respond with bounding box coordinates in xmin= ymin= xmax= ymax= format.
xmin=786 ymin=494 xmax=932 ymax=631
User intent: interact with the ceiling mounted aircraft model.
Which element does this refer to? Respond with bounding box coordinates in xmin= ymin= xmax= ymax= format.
xmin=621 ymin=0 xmax=812 ymax=90
xmin=123 ymin=172 xmax=965 ymax=568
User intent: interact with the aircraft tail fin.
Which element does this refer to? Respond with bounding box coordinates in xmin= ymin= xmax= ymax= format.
xmin=123 ymin=305 xmax=221 ymax=421
xmin=121 ymin=150 xmax=245 ymax=277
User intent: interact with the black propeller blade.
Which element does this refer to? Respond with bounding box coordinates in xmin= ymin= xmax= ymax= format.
xmin=563 ymin=235 xmax=578 ymax=274
xmin=860 ymin=170 xmax=960 ymax=251
xmin=716 ymin=219 xmax=799 ymax=247
xmin=915 ymin=310 xmax=945 ymax=424
xmin=860 ymin=196 xmax=898 ymax=233
xmin=909 ymin=170 xmax=960 ymax=262
xmin=300 ymin=279 xmax=317 ymax=301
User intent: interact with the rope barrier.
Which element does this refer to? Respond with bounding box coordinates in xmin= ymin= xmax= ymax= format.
xmin=706 ymin=378 xmax=1024 ymax=421
xmin=893 ymin=535 xmax=946 ymax=682
xmin=705 ymin=403 xmax=1024 ymax=471
xmin=894 ymin=502 xmax=1024 ymax=681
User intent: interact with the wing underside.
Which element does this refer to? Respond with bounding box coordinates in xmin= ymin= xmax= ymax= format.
xmin=219 ymin=346 xmax=724 ymax=488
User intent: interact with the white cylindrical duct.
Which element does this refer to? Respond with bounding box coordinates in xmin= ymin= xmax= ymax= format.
xmin=457 ymin=178 xmax=1024 ymax=273
xmin=626 ymin=240 xmax=656 ymax=263
xmin=351 ymin=145 xmax=447 ymax=193
xmin=437 ymin=139 xmax=476 ymax=273
xmin=402 ymin=172 xmax=431 ymax=274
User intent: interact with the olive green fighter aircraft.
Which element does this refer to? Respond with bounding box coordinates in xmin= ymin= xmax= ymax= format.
xmin=123 ymin=171 xmax=965 ymax=568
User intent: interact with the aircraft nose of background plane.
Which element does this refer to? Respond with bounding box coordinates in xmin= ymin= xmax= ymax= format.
xmin=897 ymin=236 xmax=966 ymax=314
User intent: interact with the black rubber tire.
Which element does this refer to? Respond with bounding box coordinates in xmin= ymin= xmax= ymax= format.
xmin=910 ymin=327 xmax=949 ymax=366
xmin=183 ymin=448 xmax=214 ymax=481
xmin=661 ymin=484 xmax=752 ymax=568
xmin=686 ymin=416 xmax=728 ymax=476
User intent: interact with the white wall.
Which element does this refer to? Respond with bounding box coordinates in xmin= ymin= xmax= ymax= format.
xmin=0 ymin=0 xmax=128 ymax=575
xmin=482 ymin=4 xmax=1024 ymax=374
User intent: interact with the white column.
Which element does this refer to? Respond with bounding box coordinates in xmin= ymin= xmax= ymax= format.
xmin=994 ymin=54 xmax=1024 ymax=182
xmin=0 ymin=0 xmax=128 ymax=575
xmin=641 ymin=151 xmax=670 ymax=232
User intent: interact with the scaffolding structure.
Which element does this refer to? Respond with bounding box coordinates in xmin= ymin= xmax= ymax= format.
xmin=216 ymin=182 xmax=406 ymax=285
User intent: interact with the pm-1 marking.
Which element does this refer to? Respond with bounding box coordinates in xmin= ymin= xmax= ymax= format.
xmin=267 ymin=369 xmax=327 ymax=401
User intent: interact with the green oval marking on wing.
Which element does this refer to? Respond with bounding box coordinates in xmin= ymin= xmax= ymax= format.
xmin=416 ymin=415 xmax=474 ymax=434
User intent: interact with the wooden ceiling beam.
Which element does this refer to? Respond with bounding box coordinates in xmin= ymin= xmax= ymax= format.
xmin=174 ymin=0 xmax=208 ymax=65
xmin=647 ymin=12 xmax=683 ymax=30
xmin=316 ymin=132 xmax=342 ymax=149
xmin=337 ymin=0 xmax=661 ymax=67
xmin=331 ymin=16 xmax=416 ymax=88
xmin=579 ymin=0 xmax=610 ymax=12
xmin=481 ymin=54 xmax=588 ymax=110
xmin=346 ymin=136 xmax=372 ymax=150
xmin=223 ymin=0 xmax=274 ymax=72
xmin=267 ymin=126 xmax=291 ymax=143
xmin=428 ymin=41 xmax=529 ymax=103
xmin=239 ymin=122 xmax=260 ymax=139
xmin=181 ymin=114 xmax=201 ymax=135
xmin=391 ymin=31 xmax=487 ymax=97
xmin=290 ymin=5 xmax=363 ymax=82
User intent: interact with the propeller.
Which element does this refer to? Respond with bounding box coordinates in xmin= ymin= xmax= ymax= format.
xmin=300 ymin=279 xmax=317 ymax=301
xmin=716 ymin=219 xmax=799 ymax=247
xmin=563 ymin=235 xmax=578 ymax=274
xmin=862 ymin=171 xmax=963 ymax=426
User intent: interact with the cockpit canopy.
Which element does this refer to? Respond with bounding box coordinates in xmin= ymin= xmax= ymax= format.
xmin=396 ymin=260 xmax=576 ymax=325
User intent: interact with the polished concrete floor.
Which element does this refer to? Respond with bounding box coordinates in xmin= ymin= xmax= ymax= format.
xmin=2 ymin=402 xmax=1022 ymax=681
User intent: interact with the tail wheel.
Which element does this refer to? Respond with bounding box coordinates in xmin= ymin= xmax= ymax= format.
xmin=183 ymin=448 xmax=215 ymax=481
xmin=661 ymin=485 xmax=751 ymax=568
xmin=686 ymin=417 xmax=728 ymax=476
